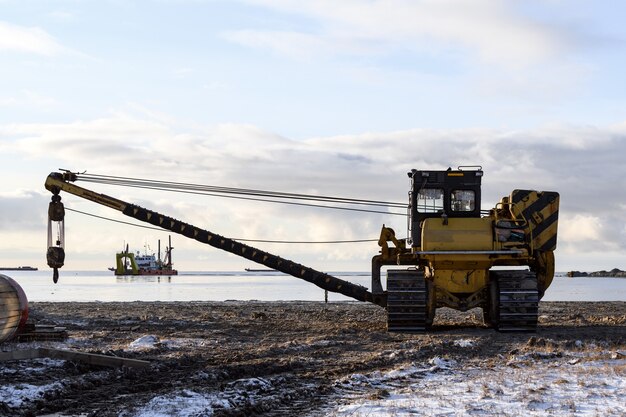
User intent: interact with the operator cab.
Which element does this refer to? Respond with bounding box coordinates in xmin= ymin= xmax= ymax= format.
xmin=407 ymin=166 xmax=482 ymax=248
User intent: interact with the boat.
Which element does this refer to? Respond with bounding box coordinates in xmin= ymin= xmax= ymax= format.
xmin=0 ymin=266 xmax=38 ymax=271
xmin=112 ymin=236 xmax=178 ymax=276
xmin=244 ymin=268 xmax=276 ymax=272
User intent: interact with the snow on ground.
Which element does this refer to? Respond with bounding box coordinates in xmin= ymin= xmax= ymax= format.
xmin=0 ymin=381 xmax=64 ymax=408
xmin=0 ymin=357 xmax=67 ymax=409
xmin=120 ymin=376 xmax=311 ymax=417
xmin=125 ymin=335 xmax=217 ymax=353
xmin=0 ymin=357 xmax=65 ymax=376
xmin=2 ymin=330 xmax=623 ymax=416
xmin=331 ymin=351 xmax=626 ymax=417
xmin=124 ymin=389 xmax=230 ymax=417
xmin=127 ymin=334 xmax=161 ymax=351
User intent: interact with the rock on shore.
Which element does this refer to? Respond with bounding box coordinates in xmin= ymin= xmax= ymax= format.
xmin=567 ymin=268 xmax=626 ymax=277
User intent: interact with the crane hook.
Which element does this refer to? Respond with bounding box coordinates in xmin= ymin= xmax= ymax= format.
xmin=47 ymin=194 xmax=66 ymax=284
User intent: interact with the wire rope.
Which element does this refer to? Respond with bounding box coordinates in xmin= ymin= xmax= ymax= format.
xmin=76 ymin=173 xmax=407 ymax=209
xmin=65 ymin=207 xmax=378 ymax=244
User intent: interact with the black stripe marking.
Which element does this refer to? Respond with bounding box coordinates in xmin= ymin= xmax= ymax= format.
xmin=531 ymin=210 xmax=559 ymax=242
xmin=512 ymin=190 xmax=532 ymax=204
xmin=539 ymin=234 xmax=558 ymax=252
xmin=520 ymin=192 xmax=559 ymax=228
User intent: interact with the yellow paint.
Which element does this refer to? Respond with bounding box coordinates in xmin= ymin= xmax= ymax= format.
xmin=508 ymin=191 xmax=560 ymax=252
xmin=433 ymin=269 xmax=487 ymax=293
xmin=426 ymin=254 xmax=494 ymax=270
xmin=421 ymin=218 xmax=493 ymax=251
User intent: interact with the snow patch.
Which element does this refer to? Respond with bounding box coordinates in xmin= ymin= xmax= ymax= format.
xmin=277 ymin=338 xmax=342 ymax=352
xmin=161 ymin=338 xmax=212 ymax=349
xmin=124 ymin=375 xmax=313 ymax=416
xmin=453 ymin=338 xmax=475 ymax=348
xmin=0 ymin=357 xmax=65 ymax=375
xmin=129 ymin=389 xmax=228 ymax=417
xmin=336 ymin=357 xmax=457 ymax=392
xmin=0 ymin=382 xmax=64 ymax=408
xmin=229 ymin=376 xmax=272 ymax=390
xmin=332 ymin=352 xmax=626 ymax=416
xmin=128 ymin=335 xmax=161 ymax=350
xmin=428 ymin=356 xmax=456 ymax=369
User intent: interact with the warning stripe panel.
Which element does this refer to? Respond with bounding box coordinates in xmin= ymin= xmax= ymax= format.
xmin=529 ymin=192 xmax=559 ymax=251
xmin=511 ymin=190 xmax=532 ymax=205
xmin=512 ymin=191 xmax=559 ymax=224
xmin=539 ymin=234 xmax=558 ymax=253
xmin=533 ymin=212 xmax=558 ymax=251
xmin=531 ymin=207 xmax=559 ymax=237
xmin=510 ymin=190 xmax=560 ymax=252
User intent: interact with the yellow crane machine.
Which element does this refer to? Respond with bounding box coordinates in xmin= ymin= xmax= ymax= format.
xmin=45 ymin=166 xmax=559 ymax=332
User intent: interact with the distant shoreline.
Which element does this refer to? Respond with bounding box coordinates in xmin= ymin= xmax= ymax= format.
xmin=0 ymin=266 xmax=38 ymax=271
xmin=567 ymin=268 xmax=626 ymax=278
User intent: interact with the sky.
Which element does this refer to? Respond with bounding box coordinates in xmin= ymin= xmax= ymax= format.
xmin=0 ymin=0 xmax=625 ymax=273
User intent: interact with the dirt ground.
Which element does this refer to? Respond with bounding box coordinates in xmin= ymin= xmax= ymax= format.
xmin=1 ymin=301 xmax=625 ymax=416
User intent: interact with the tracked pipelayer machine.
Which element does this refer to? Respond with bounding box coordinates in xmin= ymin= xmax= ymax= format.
xmin=45 ymin=167 xmax=559 ymax=332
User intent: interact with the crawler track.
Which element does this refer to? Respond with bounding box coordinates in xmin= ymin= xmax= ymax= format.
xmin=492 ymin=270 xmax=539 ymax=332
xmin=386 ymin=270 xmax=428 ymax=332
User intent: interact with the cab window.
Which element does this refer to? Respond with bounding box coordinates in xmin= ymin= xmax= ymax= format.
xmin=451 ymin=190 xmax=475 ymax=212
xmin=417 ymin=188 xmax=444 ymax=213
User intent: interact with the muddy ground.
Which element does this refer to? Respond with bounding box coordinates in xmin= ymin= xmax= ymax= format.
xmin=1 ymin=301 xmax=625 ymax=416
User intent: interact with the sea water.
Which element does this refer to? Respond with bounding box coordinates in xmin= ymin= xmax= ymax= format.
xmin=4 ymin=270 xmax=625 ymax=302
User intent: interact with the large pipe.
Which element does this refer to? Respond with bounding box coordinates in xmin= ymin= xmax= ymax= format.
xmin=0 ymin=274 xmax=29 ymax=343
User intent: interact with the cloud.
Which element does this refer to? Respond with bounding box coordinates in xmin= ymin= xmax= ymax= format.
xmin=0 ymin=21 xmax=70 ymax=56
xmin=0 ymin=190 xmax=49 ymax=231
xmin=173 ymin=67 xmax=195 ymax=79
xmin=221 ymin=30 xmax=327 ymax=61
xmin=0 ymin=90 xmax=60 ymax=109
xmin=230 ymin=0 xmax=583 ymax=68
xmin=559 ymin=212 xmax=626 ymax=257
xmin=2 ymin=114 xmax=172 ymax=161
xmin=2 ymin=113 xmax=625 ymax=269
xmin=48 ymin=11 xmax=75 ymax=21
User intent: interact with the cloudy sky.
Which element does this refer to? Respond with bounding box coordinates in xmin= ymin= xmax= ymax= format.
xmin=1 ymin=0 xmax=625 ymax=273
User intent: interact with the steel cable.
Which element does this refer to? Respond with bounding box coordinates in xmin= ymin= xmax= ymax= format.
xmin=75 ymin=173 xmax=408 ymax=216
